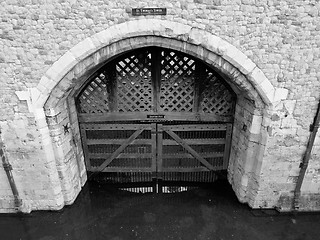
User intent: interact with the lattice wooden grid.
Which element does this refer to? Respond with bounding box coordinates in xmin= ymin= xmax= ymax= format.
xmin=77 ymin=72 xmax=111 ymax=114
xmin=159 ymin=50 xmax=195 ymax=112
xmin=116 ymin=51 xmax=153 ymax=112
xmin=200 ymin=70 xmax=234 ymax=115
xmin=76 ymin=47 xmax=235 ymax=117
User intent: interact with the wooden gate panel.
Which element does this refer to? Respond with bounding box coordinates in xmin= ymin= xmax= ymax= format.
xmin=158 ymin=123 xmax=232 ymax=182
xmin=81 ymin=123 xmax=156 ymax=176
xmin=76 ymin=47 xmax=236 ymax=184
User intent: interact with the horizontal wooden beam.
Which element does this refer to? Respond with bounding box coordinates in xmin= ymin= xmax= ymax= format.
xmin=86 ymin=138 xmax=225 ymax=145
xmin=162 ymin=139 xmax=225 ymax=145
xmin=89 ymin=152 xmax=223 ymax=159
xmin=163 ymin=124 xmax=227 ymax=131
xmin=79 ymin=112 xmax=233 ymax=123
xmin=81 ymin=123 xmax=152 ymax=130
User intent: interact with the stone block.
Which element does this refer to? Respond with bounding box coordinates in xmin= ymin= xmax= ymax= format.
xmin=280 ymin=115 xmax=298 ymax=129
xmin=301 ymin=181 xmax=320 ymax=193
xmin=283 ymin=100 xmax=297 ymax=115
xmin=38 ymin=75 xmax=57 ymax=93
xmin=69 ymin=37 xmax=97 ymax=61
xmin=45 ymin=51 xmax=77 ymax=85
xmin=249 ymin=115 xmax=262 ymax=134
xmin=247 ymin=67 xmax=268 ymax=87
xmin=255 ymin=81 xmax=275 ymax=106
xmin=189 ymin=28 xmax=219 ymax=49
xmin=273 ymin=88 xmax=289 ymax=103
xmin=222 ymin=44 xmax=257 ymax=75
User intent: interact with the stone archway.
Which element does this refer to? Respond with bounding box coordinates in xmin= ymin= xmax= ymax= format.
xmin=27 ymin=19 xmax=287 ymax=210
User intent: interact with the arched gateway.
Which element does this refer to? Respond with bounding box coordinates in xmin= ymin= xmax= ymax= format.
xmin=28 ymin=19 xmax=285 ymax=211
xmin=76 ymin=47 xmax=235 ymax=187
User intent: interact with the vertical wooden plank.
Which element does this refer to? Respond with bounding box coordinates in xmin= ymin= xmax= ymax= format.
xmin=157 ymin=124 xmax=163 ymax=175
xmin=107 ymin=61 xmax=118 ymax=112
xmin=80 ymin=124 xmax=91 ymax=171
xmin=195 ymin=61 xmax=209 ymax=117
xmin=151 ymin=47 xmax=161 ymax=112
xmin=193 ymin=60 xmax=203 ymax=114
xmin=151 ymin=123 xmax=157 ymax=174
xmin=223 ymin=123 xmax=233 ymax=169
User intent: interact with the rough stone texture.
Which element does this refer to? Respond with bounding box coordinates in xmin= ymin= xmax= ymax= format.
xmin=0 ymin=0 xmax=319 ymax=212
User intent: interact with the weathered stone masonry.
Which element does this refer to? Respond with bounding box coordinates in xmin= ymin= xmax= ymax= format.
xmin=0 ymin=0 xmax=319 ymax=213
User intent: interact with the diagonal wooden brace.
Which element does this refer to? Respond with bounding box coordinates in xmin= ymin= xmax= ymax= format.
xmin=94 ymin=127 xmax=145 ymax=173
xmin=165 ymin=129 xmax=214 ymax=171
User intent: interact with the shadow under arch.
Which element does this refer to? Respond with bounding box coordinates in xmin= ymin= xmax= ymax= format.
xmin=31 ymin=19 xmax=281 ymax=211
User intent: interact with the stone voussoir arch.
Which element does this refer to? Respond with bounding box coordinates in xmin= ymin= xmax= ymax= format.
xmin=33 ymin=19 xmax=278 ymax=110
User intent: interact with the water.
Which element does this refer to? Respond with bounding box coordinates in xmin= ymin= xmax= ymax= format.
xmin=1 ymin=180 xmax=320 ymax=240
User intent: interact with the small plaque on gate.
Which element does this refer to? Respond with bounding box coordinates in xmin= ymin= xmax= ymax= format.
xmin=147 ymin=114 xmax=165 ymax=119
xmin=132 ymin=8 xmax=167 ymax=16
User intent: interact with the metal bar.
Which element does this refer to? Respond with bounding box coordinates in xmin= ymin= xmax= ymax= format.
xmin=164 ymin=129 xmax=214 ymax=171
xmin=0 ymin=142 xmax=22 ymax=211
xmin=293 ymin=99 xmax=320 ymax=210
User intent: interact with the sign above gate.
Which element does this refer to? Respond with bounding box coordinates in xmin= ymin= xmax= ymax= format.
xmin=132 ymin=8 xmax=167 ymax=16
xmin=147 ymin=114 xmax=165 ymax=119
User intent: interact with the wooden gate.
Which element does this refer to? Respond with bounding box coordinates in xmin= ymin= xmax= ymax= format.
xmin=76 ymin=47 xmax=235 ymax=186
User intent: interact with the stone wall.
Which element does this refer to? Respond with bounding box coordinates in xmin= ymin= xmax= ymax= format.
xmin=0 ymin=0 xmax=319 ymax=212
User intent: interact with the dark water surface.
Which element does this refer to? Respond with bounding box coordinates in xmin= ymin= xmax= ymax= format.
xmin=1 ymin=180 xmax=320 ymax=240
